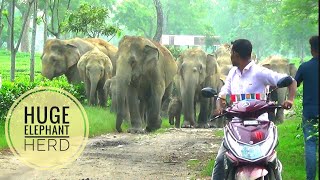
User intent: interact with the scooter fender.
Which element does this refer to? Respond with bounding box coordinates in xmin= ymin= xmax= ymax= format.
xmin=236 ymin=166 xmax=268 ymax=180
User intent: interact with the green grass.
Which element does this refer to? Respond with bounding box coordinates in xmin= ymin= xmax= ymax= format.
xmin=0 ymin=49 xmax=43 ymax=82
xmin=0 ymin=121 xmax=6 ymax=149
xmin=201 ymin=118 xmax=319 ymax=179
xmin=84 ymin=106 xmax=127 ymax=137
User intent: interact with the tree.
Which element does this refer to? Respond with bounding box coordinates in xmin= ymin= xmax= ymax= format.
xmin=30 ymin=0 xmax=37 ymax=82
xmin=113 ymin=0 xmax=156 ymax=38
xmin=15 ymin=2 xmax=31 ymax=52
xmin=61 ymin=3 xmax=121 ymax=40
xmin=41 ymin=0 xmax=74 ymax=38
xmin=10 ymin=0 xmax=34 ymax=82
xmin=153 ymin=0 xmax=163 ymax=42
xmin=0 ymin=0 xmax=5 ymax=45
xmin=43 ymin=0 xmax=48 ymax=44
xmin=113 ymin=0 xmax=215 ymax=38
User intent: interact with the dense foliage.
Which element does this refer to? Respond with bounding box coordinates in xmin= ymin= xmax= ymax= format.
xmin=0 ymin=78 xmax=85 ymax=122
xmin=61 ymin=3 xmax=121 ymax=39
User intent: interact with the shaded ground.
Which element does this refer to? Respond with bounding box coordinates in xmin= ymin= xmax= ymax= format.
xmin=0 ymin=128 xmax=222 ymax=180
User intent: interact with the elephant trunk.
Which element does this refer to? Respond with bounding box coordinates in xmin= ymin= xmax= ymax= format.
xmin=115 ymin=66 xmax=131 ymax=132
xmin=89 ymin=73 xmax=100 ymax=106
xmin=181 ymin=75 xmax=198 ymax=126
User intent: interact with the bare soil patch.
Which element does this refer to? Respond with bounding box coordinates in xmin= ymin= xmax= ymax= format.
xmin=0 ymin=128 xmax=222 ymax=180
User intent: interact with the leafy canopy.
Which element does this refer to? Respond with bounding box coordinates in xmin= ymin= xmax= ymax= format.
xmin=61 ymin=3 xmax=121 ymax=39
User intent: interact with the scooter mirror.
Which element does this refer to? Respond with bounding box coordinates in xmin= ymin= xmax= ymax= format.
xmin=201 ymin=87 xmax=217 ymax=98
xmin=277 ymin=76 xmax=293 ymax=88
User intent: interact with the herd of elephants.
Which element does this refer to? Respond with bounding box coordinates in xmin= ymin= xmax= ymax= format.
xmin=40 ymin=36 xmax=297 ymax=133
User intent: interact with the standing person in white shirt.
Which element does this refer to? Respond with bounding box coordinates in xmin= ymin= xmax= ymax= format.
xmin=211 ymin=39 xmax=297 ymax=180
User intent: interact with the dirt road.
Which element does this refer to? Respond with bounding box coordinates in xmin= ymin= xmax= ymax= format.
xmin=0 ymin=128 xmax=222 ymax=180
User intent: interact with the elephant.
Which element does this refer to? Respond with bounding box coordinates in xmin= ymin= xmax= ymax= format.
xmin=259 ymin=55 xmax=297 ymax=123
xmin=84 ymin=38 xmax=118 ymax=76
xmin=41 ymin=37 xmax=117 ymax=84
xmin=103 ymin=76 xmax=130 ymax=121
xmin=168 ymin=96 xmax=182 ymax=128
xmin=175 ymin=48 xmax=222 ymax=128
xmin=115 ymin=35 xmax=177 ymax=133
xmin=41 ymin=38 xmax=96 ymax=84
xmin=214 ymin=44 xmax=258 ymax=78
xmin=77 ymin=47 xmax=113 ymax=106
xmin=214 ymin=44 xmax=233 ymax=79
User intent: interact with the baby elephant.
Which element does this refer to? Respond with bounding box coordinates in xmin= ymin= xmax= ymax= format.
xmin=78 ymin=47 xmax=113 ymax=106
xmin=103 ymin=76 xmax=130 ymax=121
xmin=168 ymin=97 xmax=182 ymax=128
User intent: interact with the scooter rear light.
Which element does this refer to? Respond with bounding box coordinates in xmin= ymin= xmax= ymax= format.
xmin=252 ymin=131 xmax=264 ymax=143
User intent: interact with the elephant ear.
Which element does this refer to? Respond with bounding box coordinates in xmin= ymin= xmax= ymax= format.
xmin=143 ymin=45 xmax=159 ymax=64
xmin=289 ymin=63 xmax=297 ymax=77
xmin=104 ymin=57 xmax=113 ymax=79
xmin=206 ymin=54 xmax=216 ymax=76
xmin=66 ymin=43 xmax=81 ymax=68
xmin=77 ymin=57 xmax=86 ymax=80
xmin=262 ymin=63 xmax=271 ymax=69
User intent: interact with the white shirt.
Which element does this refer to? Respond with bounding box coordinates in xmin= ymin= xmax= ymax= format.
xmin=219 ymin=61 xmax=288 ymax=120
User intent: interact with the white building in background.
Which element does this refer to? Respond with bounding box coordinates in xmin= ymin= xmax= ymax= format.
xmin=160 ymin=35 xmax=220 ymax=50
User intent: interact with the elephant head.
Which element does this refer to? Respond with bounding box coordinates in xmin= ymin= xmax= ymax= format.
xmin=214 ymin=44 xmax=232 ymax=77
xmin=84 ymin=38 xmax=118 ymax=76
xmin=259 ymin=55 xmax=297 ymax=123
xmin=78 ymin=48 xmax=113 ymax=106
xmin=41 ymin=38 xmax=95 ymax=84
xmin=177 ymin=48 xmax=217 ymax=127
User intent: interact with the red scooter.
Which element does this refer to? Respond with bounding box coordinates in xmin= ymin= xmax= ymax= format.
xmin=201 ymin=76 xmax=293 ymax=180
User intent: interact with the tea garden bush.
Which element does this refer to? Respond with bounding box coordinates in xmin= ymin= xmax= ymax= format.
xmin=0 ymin=77 xmax=85 ymax=122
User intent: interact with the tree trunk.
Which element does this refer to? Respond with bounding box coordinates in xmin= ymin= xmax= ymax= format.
xmin=10 ymin=0 xmax=15 ymax=82
xmin=7 ymin=1 xmax=13 ymax=51
xmin=20 ymin=17 xmax=30 ymax=52
xmin=10 ymin=0 xmax=34 ymax=82
xmin=30 ymin=0 xmax=37 ymax=82
xmin=43 ymin=0 xmax=48 ymax=44
xmin=0 ymin=0 xmax=5 ymax=47
xmin=152 ymin=0 xmax=163 ymax=42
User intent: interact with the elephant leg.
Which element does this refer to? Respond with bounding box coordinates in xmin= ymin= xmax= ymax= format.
xmin=175 ymin=114 xmax=181 ymax=128
xmin=175 ymin=101 xmax=182 ymax=128
xmin=161 ymin=82 xmax=173 ymax=118
xmin=124 ymin=98 xmax=130 ymax=123
xmin=268 ymin=87 xmax=278 ymax=121
xmin=275 ymin=109 xmax=285 ymax=124
xmin=110 ymin=96 xmax=116 ymax=113
xmin=98 ymin=83 xmax=107 ymax=107
xmin=145 ymin=85 xmax=164 ymax=132
xmin=139 ymin=100 xmax=146 ymax=125
xmin=275 ymin=88 xmax=287 ymax=124
xmin=169 ymin=115 xmax=174 ymax=125
xmin=127 ymin=86 xmax=143 ymax=134
xmin=197 ymin=96 xmax=210 ymax=128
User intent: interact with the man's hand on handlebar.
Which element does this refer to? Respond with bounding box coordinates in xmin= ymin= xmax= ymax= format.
xmin=282 ymin=100 xmax=294 ymax=110
xmin=214 ymin=98 xmax=226 ymax=115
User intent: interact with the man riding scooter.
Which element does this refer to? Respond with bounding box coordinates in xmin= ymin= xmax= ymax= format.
xmin=211 ymin=39 xmax=297 ymax=180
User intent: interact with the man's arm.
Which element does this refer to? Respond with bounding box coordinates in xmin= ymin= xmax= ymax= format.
xmin=295 ymin=65 xmax=304 ymax=87
xmin=282 ymin=78 xmax=297 ymax=109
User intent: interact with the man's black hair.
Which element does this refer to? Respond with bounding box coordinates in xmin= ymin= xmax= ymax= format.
xmin=231 ymin=39 xmax=252 ymax=59
xmin=309 ymin=36 xmax=319 ymax=53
